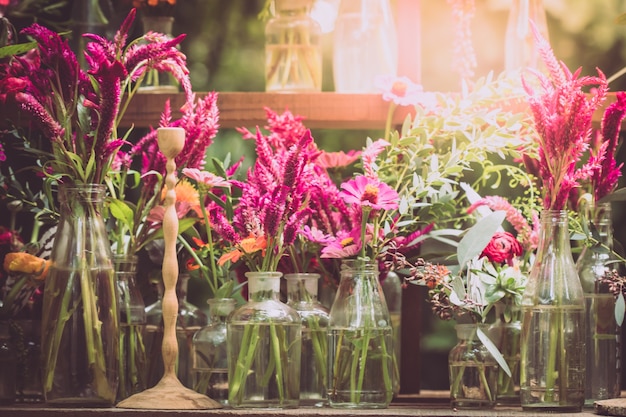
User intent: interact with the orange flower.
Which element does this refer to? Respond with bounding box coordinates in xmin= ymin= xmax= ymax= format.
xmin=3 ymin=252 xmax=50 ymax=280
xmin=218 ymin=235 xmax=267 ymax=267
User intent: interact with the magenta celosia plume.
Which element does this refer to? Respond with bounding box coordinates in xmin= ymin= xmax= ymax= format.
xmin=523 ymin=23 xmax=608 ymax=210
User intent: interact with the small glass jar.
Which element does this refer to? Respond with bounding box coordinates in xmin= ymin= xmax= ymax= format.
xmin=139 ymin=15 xmax=179 ymax=93
xmin=192 ymin=297 xmax=236 ymax=405
xmin=449 ymin=324 xmax=498 ymax=409
xmin=265 ymin=0 xmax=322 ymax=92
xmin=227 ymin=271 xmax=302 ymax=408
xmin=285 ymin=273 xmax=329 ymax=406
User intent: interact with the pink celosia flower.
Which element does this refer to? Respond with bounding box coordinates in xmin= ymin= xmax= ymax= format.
xmin=361 ymin=138 xmax=390 ymax=179
xmin=467 ymin=195 xmax=538 ymax=251
xmin=523 ymin=23 xmax=608 ymax=210
xmin=339 ymin=175 xmax=399 ymax=211
xmin=376 ymin=75 xmax=423 ymax=106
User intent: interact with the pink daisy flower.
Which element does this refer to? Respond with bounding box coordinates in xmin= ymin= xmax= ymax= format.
xmin=339 ymin=175 xmax=399 ymax=211
xmin=375 ymin=75 xmax=423 ymax=107
xmin=300 ymin=225 xmax=334 ymax=244
xmin=183 ymin=168 xmax=230 ymax=189
xmin=320 ymin=230 xmax=361 ymax=259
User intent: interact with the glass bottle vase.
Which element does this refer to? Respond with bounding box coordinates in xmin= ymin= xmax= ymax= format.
xmin=192 ymin=297 xmax=236 ymax=405
xmin=520 ymin=210 xmax=586 ymax=412
xmin=265 ymin=0 xmax=322 ymax=92
xmin=449 ymin=324 xmax=498 ymax=409
xmin=40 ymin=184 xmax=119 ymax=406
xmin=115 ymin=255 xmax=147 ymax=401
xmin=576 ymin=202 xmax=621 ymax=405
xmin=505 ymin=0 xmax=549 ymax=72
xmin=285 ymin=273 xmax=329 ymax=406
xmin=139 ymin=15 xmax=179 ymax=93
xmin=333 ymin=0 xmax=398 ymax=92
xmin=144 ymin=272 xmax=207 ymax=389
xmin=327 ymin=259 xmax=394 ymax=409
xmin=227 ymin=271 xmax=302 ymax=408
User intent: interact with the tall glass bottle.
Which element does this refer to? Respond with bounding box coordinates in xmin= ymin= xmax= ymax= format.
xmin=576 ymin=202 xmax=620 ymax=405
xmin=115 ymin=255 xmax=147 ymax=401
xmin=265 ymin=0 xmax=322 ymax=92
xmin=505 ymin=0 xmax=549 ymax=72
xmin=327 ymin=259 xmax=394 ymax=409
xmin=520 ymin=210 xmax=585 ymax=412
xmin=41 ymin=184 xmax=119 ymax=406
xmin=192 ymin=297 xmax=236 ymax=405
xmin=144 ymin=272 xmax=207 ymax=389
xmin=285 ymin=273 xmax=329 ymax=406
xmin=227 ymin=272 xmax=302 ymax=408
xmin=333 ymin=0 xmax=398 ymax=92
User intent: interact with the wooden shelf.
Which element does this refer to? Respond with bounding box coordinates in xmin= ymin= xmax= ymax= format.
xmin=121 ymin=92 xmax=414 ymax=130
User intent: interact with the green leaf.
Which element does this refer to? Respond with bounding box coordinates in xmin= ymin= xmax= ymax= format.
xmin=616 ymin=293 xmax=625 ymax=327
xmin=0 ymin=42 xmax=37 ymax=59
xmin=457 ymin=211 xmax=505 ymax=267
xmin=477 ymin=327 xmax=512 ymax=377
xmin=108 ymin=199 xmax=134 ymax=228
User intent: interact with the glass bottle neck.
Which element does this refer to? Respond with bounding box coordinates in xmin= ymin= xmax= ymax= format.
xmin=285 ymin=273 xmax=320 ymax=303
xmin=536 ymin=210 xmax=572 ymax=258
xmin=246 ymin=272 xmax=282 ymax=302
xmin=207 ymin=298 xmax=236 ymax=322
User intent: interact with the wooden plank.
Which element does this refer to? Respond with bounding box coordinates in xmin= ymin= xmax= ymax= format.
xmin=119 ymin=92 xmax=415 ymax=130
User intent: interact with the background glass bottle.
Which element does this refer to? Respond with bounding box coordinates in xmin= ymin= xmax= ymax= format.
xmin=285 ymin=273 xmax=329 ymax=406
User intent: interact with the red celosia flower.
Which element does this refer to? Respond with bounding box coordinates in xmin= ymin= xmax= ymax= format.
xmin=339 ymin=175 xmax=399 ymax=211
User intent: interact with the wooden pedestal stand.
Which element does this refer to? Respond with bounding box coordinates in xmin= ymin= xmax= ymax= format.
xmin=117 ymin=127 xmax=221 ymax=410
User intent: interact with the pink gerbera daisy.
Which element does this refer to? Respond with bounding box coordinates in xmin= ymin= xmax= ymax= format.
xmin=339 ymin=175 xmax=399 ymax=211
xmin=183 ymin=168 xmax=230 ymax=189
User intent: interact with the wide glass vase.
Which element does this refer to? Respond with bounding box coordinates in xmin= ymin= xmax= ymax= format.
xmin=576 ymin=202 xmax=620 ymax=405
xmin=40 ymin=184 xmax=119 ymax=406
xmin=327 ymin=259 xmax=394 ymax=409
xmin=448 ymin=323 xmax=498 ymax=409
xmin=520 ymin=210 xmax=586 ymax=412
xmin=115 ymin=255 xmax=147 ymax=401
xmin=192 ymin=297 xmax=236 ymax=405
xmin=264 ymin=0 xmax=322 ymax=92
xmin=285 ymin=273 xmax=329 ymax=406
xmin=227 ymin=271 xmax=302 ymax=408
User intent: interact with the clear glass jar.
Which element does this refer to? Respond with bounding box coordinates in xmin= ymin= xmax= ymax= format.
xmin=327 ymin=259 xmax=394 ymax=409
xmin=333 ymin=0 xmax=398 ymax=92
xmin=192 ymin=297 xmax=236 ymax=405
xmin=40 ymin=184 xmax=119 ymax=406
xmin=285 ymin=273 xmax=329 ymax=406
xmin=139 ymin=15 xmax=179 ymax=93
xmin=576 ymin=202 xmax=620 ymax=405
xmin=144 ymin=273 xmax=208 ymax=389
xmin=227 ymin=271 xmax=302 ymax=408
xmin=505 ymin=0 xmax=549 ymax=72
xmin=0 ymin=321 xmax=16 ymax=404
xmin=265 ymin=0 xmax=322 ymax=92
xmin=520 ymin=210 xmax=586 ymax=412
xmin=115 ymin=255 xmax=147 ymax=401
xmin=449 ymin=323 xmax=498 ymax=409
